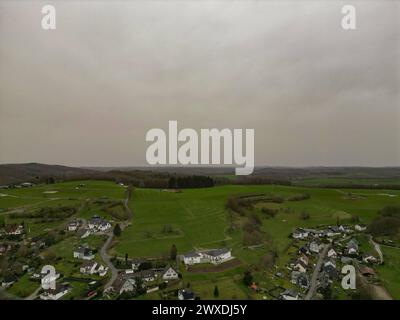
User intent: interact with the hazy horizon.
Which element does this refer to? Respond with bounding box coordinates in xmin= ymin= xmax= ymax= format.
xmin=1 ymin=1 xmax=399 ymax=167
xmin=1 ymin=162 xmax=399 ymax=170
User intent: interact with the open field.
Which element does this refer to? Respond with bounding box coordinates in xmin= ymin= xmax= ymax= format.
xmin=375 ymin=246 xmax=400 ymax=299
xmin=0 ymin=180 xmax=126 ymax=211
xmin=0 ymin=180 xmax=126 ymax=237
xmin=293 ymin=177 xmax=400 ymax=187
xmin=115 ymin=185 xmax=400 ymax=261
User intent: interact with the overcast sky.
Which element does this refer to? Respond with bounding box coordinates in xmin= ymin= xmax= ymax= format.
xmin=0 ymin=1 xmax=399 ymax=167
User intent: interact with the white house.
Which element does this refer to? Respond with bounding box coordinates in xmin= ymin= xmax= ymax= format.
xmin=40 ymin=285 xmax=70 ymax=300
xmin=294 ymin=260 xmax=307 ymax=273
xmin=292 ymin=229 xmax=309 ymax=239
xmin=98 ymin=221 xmax=112 ymax=232
xmin=327 ymin=248 xmax=338 ymax=259
xmin=1 ymin=275 xmax=17 ymax=288
xmin=323 ymin=260 xmax=338 ymax=279
xmin=183 ymin=252 xmax=202 ymax=265
xmin=112 ymin=275 xmax=136 ymax=295
xmin=355 ymin=224 xmax=367 ymax=232
xmin=309 ymin=241 xmax=321 ymax=254
xmin=324 ymin=260 xmax=336 ymax=269
xmin=21 ymin=182 xmax=34 ymax=188
xmin=182 ymin=248 xmax=232 ymax=265
xmin=162 ymin=267 xmax=179 ymax=280
xmin=74 ymin=246 xmax=95 ymax=260
xmin=68 ymin=220 xmax=79 ymax=232
xmin=347 ymin=239 xmax=359 ymax=255
xmin=97 ymin=265 xmax=108 ymax=277
xmin=298 ymin=254 xmax=309 ymax=266
xmin=201 ymin=248 xmax=232 ymax=265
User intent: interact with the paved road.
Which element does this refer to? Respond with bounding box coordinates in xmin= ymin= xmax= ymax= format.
xmin=100 ymin=232 xmax=118 ymax=291
xmin=369 ymin=235 xmax=384 ymax=264
xmin=101 ymin=188 xmax=133 ymax=291
xmin=305 ymin=244 xmax=330 ymax=300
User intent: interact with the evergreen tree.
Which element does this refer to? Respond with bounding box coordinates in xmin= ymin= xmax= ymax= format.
xmin=213 ymin=285 xmax=219 ymax=298
xmin=113 ymin=223 xmax=122 ymax=237
xmin=170 ymin=244 xmax=177 ymax=260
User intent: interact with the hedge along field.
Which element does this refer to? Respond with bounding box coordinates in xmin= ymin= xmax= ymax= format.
xmin=115 ymin=185 xmax=400 ymax=259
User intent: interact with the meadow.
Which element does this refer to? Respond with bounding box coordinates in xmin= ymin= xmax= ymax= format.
xmin=375 ymin=246 xmax=400 ymax=300
xmin=0 ymin=180 xmax=126 ymax=236
xmin=0 ymin=180 xmax=126 ymax=211
xmin=293 ymin=177 xmax=400 ymax=187
xmin=115 ymin=185 xmax=400 ymax=261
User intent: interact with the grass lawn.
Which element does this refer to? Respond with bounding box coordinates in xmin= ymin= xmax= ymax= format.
xmin=191 ymin=277 xmax=249 ymax=300
xmin=7 ymin=273 xmax=39 ymax=298
xmin=375 ymin=246 xmax=400 ymax=299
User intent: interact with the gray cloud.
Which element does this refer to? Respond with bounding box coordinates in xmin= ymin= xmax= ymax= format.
xmin=0 ymin=0 xmax=399 ymax=166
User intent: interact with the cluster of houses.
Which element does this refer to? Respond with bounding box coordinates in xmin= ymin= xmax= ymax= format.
xmin=0 ymin=182 xmax=35 ymax=189
xmin=181 ymin=248 xmax=232 ymax=266
xmin=67 ymin=216 xmax=111 ymax=239
xmin=111 ymin=266 xmax=180 ymax=296
xmin=292 ymin=224 xmax=365 ymax=240
xmin=80 ymin=261 xmax=108 ymax=277
xmin=277 ymin=222 xmax=380 ymax=300
xmin=88 ymin=215 xmax=112 ymax=232
xmin=1 ymin=224 xmax=24 ymax=236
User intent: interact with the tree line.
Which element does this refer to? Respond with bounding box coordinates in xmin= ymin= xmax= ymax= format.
xmin=168 ymin=175 xmax=214 ymax=189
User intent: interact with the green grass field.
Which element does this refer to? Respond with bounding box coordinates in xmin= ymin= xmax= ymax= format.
xmin=375 ymin=246 xmax=400 ymax=299
xmin=0 ymin=180 xmax=126 ymax=211
xmin=293 ymin=177 xmax=400 ymax=187
xmin=0 ymin=180 xmax=126 ymax=238
xmin=115 ymin=185 xmax=400 ymax=260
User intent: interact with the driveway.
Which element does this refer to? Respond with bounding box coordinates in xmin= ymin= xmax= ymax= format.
xmin=369 ymin=235 xmax=384 ymax=263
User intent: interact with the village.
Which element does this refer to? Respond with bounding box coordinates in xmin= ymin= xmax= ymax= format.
xmin=276 ymin=223 xmax=382 ymax=300
xmin=0 ymin=184 xmax=236 ymax=300
xmin=0 ymin=208 xmax=384 ymax=301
